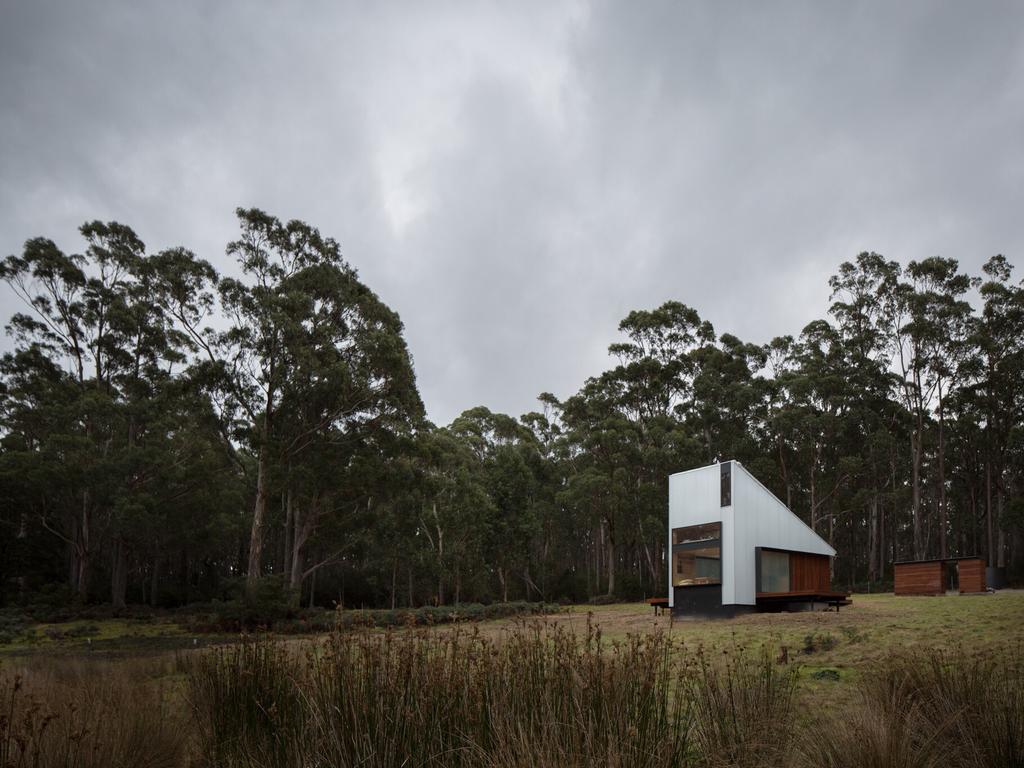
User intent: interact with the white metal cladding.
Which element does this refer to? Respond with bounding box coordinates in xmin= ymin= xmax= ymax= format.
xmin=667 ymin=461 xmax=835 ymax=608
xmin=667 ymin=464 xmax=728 ymax=608
xmin=730 ymin=462 xmax=835 ymax=605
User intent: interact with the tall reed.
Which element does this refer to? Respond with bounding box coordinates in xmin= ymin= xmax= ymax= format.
xmin=798 ymin=647 xmax=1024 ymax=768
xmin=188 ymin=620 xmax=801 ymax=768
xmin=0 ymin=659 xmax=185 ymax=768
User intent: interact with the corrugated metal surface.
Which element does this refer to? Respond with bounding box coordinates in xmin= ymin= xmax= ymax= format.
xmin=668 ymin=461 xmax=835 ymax=608
xmin=731 ymin=463 xmax=835 ymax=605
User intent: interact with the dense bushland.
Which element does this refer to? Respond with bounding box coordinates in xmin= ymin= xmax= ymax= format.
xmin=4 ymin=623 xmax=1019 ymax=767
xmin=2 ymin=212 xmax=1023 ymax=613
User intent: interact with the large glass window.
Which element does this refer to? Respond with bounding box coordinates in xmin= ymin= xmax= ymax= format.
xmin=759 ymin=549 xmax=790 ymax=593
xmin=720 ymin=462 xmax=731 ymax=507
xmin=672 ymin=523 xmax=721 ymax=587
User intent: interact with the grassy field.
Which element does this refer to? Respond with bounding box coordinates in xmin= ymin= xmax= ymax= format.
xmin=4 ymin=590 xmax=1022 ymax=665
xmin=1 ymin=592 xmax=1022 ymax=766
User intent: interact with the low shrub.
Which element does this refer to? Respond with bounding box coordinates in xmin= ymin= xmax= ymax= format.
xmin=801 ymin=632 xmax=837 ymax=654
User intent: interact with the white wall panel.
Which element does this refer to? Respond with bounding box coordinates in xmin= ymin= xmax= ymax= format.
xmin=667 ymin=464 xmax=723 ymax=607
xmin=731 ymin=462 xmax=836 ymax=605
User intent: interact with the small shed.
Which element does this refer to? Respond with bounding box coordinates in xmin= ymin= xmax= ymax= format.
xmin=893 ymin=557 xmax=987 ymax=595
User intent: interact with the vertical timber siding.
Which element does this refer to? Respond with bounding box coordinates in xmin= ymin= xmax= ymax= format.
xmin=894 ymin=561 xmax=943 ymax=595
xmin=790 ymin=552 xmax=831 ymax=592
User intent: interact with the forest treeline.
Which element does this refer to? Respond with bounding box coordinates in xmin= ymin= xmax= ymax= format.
xmin=1 ymin=209 xmax=1022 ymax=609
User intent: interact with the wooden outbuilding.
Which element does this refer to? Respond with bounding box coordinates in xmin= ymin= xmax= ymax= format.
xmin=893 ymin=557 xmax=987 ymax=595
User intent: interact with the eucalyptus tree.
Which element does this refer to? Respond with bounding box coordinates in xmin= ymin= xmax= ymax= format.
xmin=902 ymin=257 xmax=975 ymax=558
xmin=828 ymin=252 xmax=905 ymax=578
xmin=1 ymin=226 xmax=139 ymax=598
xmin=174 ymin=208 xmax=422 ymax=598
xmin=974 ymin=255 xmax=1024 ymax=568
xmin=450 ymin=406 xmax=548 ymax=600
xmin=269 ymin=247 xmax=423 ymax=604
xmin=1 ymin=219 xmax=235 ymax=606
xmin=606 ymin=302 xmax=707 ymax=588
xmin=415 ymin=426 xmax=493 ymax=604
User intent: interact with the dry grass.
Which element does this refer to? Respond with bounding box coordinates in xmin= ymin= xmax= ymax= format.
xmin=1 ymin=593 xmax=1021 ymax=767
xmin=187 ymin=619 xmax=709 ymax=767
xmin=0 ymin=657 xmax=186 ymax=768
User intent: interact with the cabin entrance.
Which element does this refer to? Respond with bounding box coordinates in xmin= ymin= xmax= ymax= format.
xmin=945 ymin=560 xmax=960 ymax=593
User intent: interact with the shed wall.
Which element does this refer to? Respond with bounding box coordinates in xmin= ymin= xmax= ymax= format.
xmin=894 ymin=561 xmax=943 ymax=595
xmin=958 ymin=558 xmax=986 ymax=593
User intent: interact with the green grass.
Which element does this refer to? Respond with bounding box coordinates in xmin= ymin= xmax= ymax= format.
xmin=3 ymin=591 xmax=1022 ymax=692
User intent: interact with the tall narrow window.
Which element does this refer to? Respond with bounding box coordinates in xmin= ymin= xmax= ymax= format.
xmin=720 ymin=461 xmax=731 ymax=507
xmin=671 ymin=522 xmax=722 ymax=587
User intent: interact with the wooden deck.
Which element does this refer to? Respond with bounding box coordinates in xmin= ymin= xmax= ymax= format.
xmin=646 ymin=597 xmax=670 ymax=615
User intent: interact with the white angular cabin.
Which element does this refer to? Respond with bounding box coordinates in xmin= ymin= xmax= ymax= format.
xmin=667 ymin=461 xmax=841 ymax=617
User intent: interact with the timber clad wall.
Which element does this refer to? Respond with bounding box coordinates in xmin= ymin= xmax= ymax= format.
xmin=958 ymin=558 xmax=986 ymax=593
xmin=894 ymin=561 xmax=943 ymax=595
xmin=790 ymin=552 xmax=831 ymax=592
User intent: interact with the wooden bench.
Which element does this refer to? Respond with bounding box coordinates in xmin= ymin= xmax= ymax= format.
xmin=647 ymin=597 xmax=670 ymax=616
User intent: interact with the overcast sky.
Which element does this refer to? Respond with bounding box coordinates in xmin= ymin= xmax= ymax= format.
xmin=2 ymin=1 xmax=1023 ymax=425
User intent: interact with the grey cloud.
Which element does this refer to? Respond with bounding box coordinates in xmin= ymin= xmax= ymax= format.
xmin=2 ymin=1 xmax=1023 ymax=424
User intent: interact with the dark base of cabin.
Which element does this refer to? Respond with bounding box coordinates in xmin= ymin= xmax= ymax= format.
xmin=672 ymin=584 xmax=757 ymax=618
xmin=672 ymin=585 xmax=851 ymax=618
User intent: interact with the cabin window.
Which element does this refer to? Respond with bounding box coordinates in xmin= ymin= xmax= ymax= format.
xmin=759 ymin=549 xmax=790 ymax=593
xmin=720 ymin=462 xmax=731 ymax=507
xmin=672 ymin=522 xmax=721 ymax=587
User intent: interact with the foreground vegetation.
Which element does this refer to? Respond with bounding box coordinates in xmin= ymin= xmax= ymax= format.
xmin=2 ymin=620 xmax=1021 ymax=768
xmin=1 ymin=596 xmax=1022 ymax=767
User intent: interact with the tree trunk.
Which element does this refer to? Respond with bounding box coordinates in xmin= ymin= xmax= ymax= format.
xmin=879 ymin=497 xmax=886 ymax=583
xmin=868 ymin=497 xmax=878 ymax=582
xmin=497 ymin=566 xmax=508 ymax=603
xmin=76 ymin=491 xmax=90 ymax=600
xmin=111 ymin=537 xmax=128 ymax=610
xmin=246 ymin=439 xmax=269 ymax=598
xmin=605 ymin=517 xmax=616 ymax=596
xmin=911 ymin=427 xmax=924 ymax=560
xmin=390 ymin=560 xmax=398 ymax=610
xmin=937 ymin=386 xmax=947 ymax=560
xmin=997 ymin=488 xmax=1006 ymax=569
xmin=810 ymin=463 xmax=817 ymax=532
xmin=283 ymin=489 xmax=293 ymax=581
xmin=150 ymin=557 xmax=160 ymax=608
xmin=308 ymin=564 xmax=316 ymax=609
xmin=986 ymin=462 xmax=994 ymax=565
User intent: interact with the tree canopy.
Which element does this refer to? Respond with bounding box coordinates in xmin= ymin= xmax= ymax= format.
xmin=2 ymin=212 xmax=1022 ymax=608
